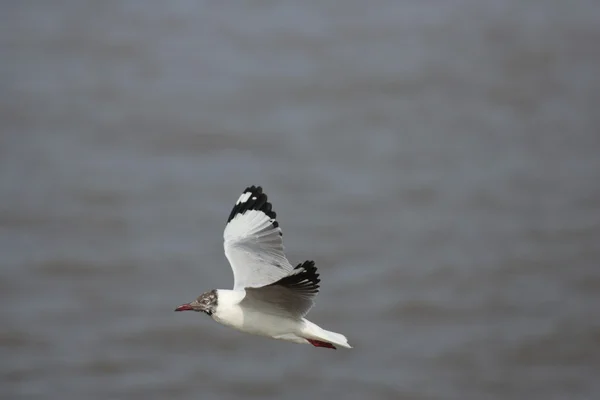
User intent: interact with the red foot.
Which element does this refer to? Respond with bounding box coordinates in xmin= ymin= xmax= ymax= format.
xmin=307 ymin=339 xmax=337 ymax=349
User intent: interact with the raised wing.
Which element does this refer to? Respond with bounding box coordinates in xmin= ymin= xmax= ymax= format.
xmin=242 ymin=261 xmax=320 ymax=318
xmin=223 ymin=186 xmax=293 ymax=290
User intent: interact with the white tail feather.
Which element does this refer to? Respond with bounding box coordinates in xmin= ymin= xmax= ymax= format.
xmin=302 ymin=319 xmax=352 ymax=349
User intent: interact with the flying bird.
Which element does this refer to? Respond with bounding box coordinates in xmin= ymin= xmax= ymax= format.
xmin=175 ymin=186 xmax=351 ymax=350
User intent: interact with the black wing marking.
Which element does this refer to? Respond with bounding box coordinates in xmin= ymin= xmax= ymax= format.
xmin=265 ymin=261 xmax=320 ymax=295
xmin=227 ymin=185 xmax=278 ymax=227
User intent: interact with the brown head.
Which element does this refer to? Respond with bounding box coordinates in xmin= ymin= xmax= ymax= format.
xmin=174 ymin=290 xmax=218 ymax=316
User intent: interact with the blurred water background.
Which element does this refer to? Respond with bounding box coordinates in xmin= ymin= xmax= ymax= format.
xmin=2 ymin=1 xmax=600 ymax=399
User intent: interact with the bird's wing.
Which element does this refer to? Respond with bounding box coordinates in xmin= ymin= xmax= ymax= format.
xmin=223 ymin=186 xmax=294 ymax=290
xmin=242 ymin=261 xmax=320 ymax=318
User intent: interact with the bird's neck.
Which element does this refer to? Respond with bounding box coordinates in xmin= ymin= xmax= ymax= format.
xmin=215 ymin=289 xmax=245 ymax=307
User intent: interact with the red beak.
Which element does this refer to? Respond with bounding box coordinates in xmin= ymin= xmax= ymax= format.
xmin=174 ymin=303 xmax=194 ymax=312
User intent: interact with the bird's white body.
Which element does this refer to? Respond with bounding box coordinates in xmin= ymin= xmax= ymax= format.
xmin=175 ymin=186 xmax=351 ymax=350
xmin=213 ymin=289 xmax=351 ymax=347
xmin=213 ymin=289 xmax=307 ymax=344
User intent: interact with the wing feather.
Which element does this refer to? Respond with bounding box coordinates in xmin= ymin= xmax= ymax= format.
xmin=242 ymin=261 xmax=320 ymax=318
xmin=223 ymin=186 xmax=293 ymax=290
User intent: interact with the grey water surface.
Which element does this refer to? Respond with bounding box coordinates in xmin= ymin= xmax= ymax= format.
xmin=2 ymin=1 xmax=600 ymax=399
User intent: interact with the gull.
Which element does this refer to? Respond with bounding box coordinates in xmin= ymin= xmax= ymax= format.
xmin=175 ymin=186 xmax=351 ymax=350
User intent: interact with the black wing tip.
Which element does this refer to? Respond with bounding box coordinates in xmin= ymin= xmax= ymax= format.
xmin=296 ymin=260 xmax=316 ymax=272
xmin=227 ymin=185 xmax=278 ymax=223
xmin=278 ymin=260 xmax=320 ymax=293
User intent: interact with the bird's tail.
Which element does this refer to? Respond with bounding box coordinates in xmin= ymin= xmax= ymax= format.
xmin=302 ymin=319 xmax=352 ymax=349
